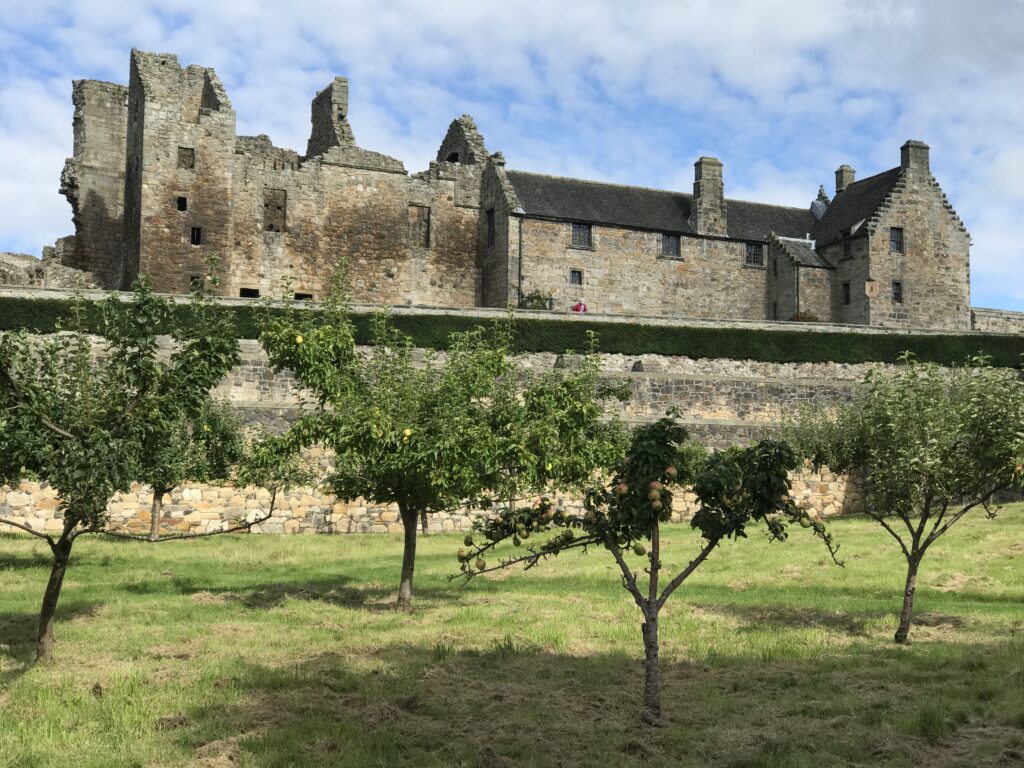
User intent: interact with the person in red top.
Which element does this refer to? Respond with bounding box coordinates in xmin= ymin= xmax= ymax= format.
xmin=571 ymin=299 xmax=588 ymax=313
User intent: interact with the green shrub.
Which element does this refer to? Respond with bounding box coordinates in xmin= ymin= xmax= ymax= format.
xmin=2 ymin=294 xmax=1022 ymax=366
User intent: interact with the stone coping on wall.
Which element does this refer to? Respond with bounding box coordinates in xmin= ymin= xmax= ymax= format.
xmin=2 ymin=285 xmax=1018 ymax=337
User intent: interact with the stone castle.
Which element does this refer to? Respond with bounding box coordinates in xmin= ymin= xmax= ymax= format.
xmin=38 ymin=49 xmax=1006 ymax=331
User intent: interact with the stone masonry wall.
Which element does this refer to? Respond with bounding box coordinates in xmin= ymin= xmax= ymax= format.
xmin=1 ymin=332 xmax=878 ymax=536
xmin=515 ymin=218 xmax=768 ymax=318
xmin=971 ymin=308 xmax=1024 ymax=335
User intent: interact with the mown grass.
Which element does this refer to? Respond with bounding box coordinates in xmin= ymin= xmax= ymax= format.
xmin=1 ymin=507 xmax=1022 ymax=767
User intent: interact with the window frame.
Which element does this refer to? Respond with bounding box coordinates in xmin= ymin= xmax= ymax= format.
xmin=189 ymin=226 xmax=203 ymax=246
xmin=892 ymin=280 xmax=904 ymax=304
xmin=568 ymin=268 xmax=584 ymax=287
xmin=744 ymin=242 xmax=765 ymax=268
xmin=660 ymin=233 xmax=681 ymax=258
xmin=889 ymin=226 xmax=905 ymax=254
xmin=842 ymin=281 xmax=851 ymax=306
xmin=570 ymin=222 xmax=593 ymax=249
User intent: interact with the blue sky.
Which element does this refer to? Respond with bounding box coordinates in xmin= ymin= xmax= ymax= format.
xmin=1 ymin=0 xmax=1022 ymax=310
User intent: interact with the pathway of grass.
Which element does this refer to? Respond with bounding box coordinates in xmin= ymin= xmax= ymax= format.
xmin=1 ymin=508 xmax=1022 ymax=767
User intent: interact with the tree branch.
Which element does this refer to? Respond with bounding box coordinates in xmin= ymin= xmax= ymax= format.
xmin=924 ymin=483 xmax=1008 ymax=550
xmin=452 ymin=535 xmax=600 ymax=579
xmin=0 ymin=517 xmax=56 ymax=546
xmin=657 ymin=536 xmax=719 ymax=610
xmin=866 ymin=509 xmax=910 ymax=559
xmin=607 ymin=536 xmax=647 ymax=611
xmin=99 ymin=488 xmax=280 ymax=543
xmin=2 ymin=366 xmax=75 ymax=440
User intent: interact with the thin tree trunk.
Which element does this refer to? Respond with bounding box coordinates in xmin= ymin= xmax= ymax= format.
xmin=894 ymin=554 xmax=921 ymax=644
xmin=641 ymin=610 xmax=662 ymax=726
xmin=148 ymin=486 xmax=166 ymax=541
xmin=37 ymin=537 xmax=73 ymax=662
xmin=397 ymin=503 xmax=418 ymax=610
xmin=420 ymin=510 xmax=428 ymax=535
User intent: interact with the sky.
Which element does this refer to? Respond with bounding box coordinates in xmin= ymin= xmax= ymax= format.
xmin=1 ymin=0 xmax=1022 ymax=310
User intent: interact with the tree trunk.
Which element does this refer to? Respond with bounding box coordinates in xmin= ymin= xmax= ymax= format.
xmin=420 ymin=509 xmax=428 ymax=535
xmin=37 ymin=537 xmax=73 ymax=662
xmin=148 ymin=486 xmax=166 ymax=541
xmin=894 ymin=555 xmax=921 ymax=644
xmin=397 ymin=504 xmax=418 ymax=610
xmin=640 ymin=611 xmax=662 ymax=726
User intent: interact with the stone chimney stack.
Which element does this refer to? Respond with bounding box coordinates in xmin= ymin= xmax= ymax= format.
xmin=693 ymin=156 xmax=727 ymax=236
xmin=835 ymin=164 xmax=855 ymax=195
xmin=306 ymin=77 xmax=355 ymax=157
xmin=901 ymin=140 xmax=930 ymax=172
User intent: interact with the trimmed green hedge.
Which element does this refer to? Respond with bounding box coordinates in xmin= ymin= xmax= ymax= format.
xmin=2 ymin=295 xmax=1022 ymax=367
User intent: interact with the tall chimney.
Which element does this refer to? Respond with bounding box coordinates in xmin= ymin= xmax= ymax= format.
xmin=901 ymin=140 xmax=930 ymax=172
xmin=693 ymin=156 xmax=727 ymax=236
xmin=835 ymin=164 xmax=855 ymax=195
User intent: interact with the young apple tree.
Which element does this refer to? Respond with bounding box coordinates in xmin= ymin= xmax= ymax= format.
xmin=788 ymin=354 xmax=1024 ymax=643
xmin=262 ymin=305 xmax=627 ymax=609
xmin=455 ymin=415 xmax=840 ymax=726
xmin=0 ymin=281 xmax=260 ymax=661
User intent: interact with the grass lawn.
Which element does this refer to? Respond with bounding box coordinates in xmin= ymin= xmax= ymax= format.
xmin=1 ymin=507 xmax=1022 ymax=767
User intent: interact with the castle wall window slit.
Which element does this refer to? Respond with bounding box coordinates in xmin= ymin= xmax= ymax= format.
xmin=190 ymin=227 xmax=202 ymax=246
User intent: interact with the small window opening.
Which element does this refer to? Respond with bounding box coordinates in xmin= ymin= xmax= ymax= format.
xmin=190 ymin=227 xmax=203 ymax=246
xmin=772 ymin=301 xmax=778 ymax=320
xmin=486 ymin=208 xmax=495 ymax=246
xmin=890 ymin=227 xmax=905 ymax=253
xmin=571 ymin=222 xmax=592 ymax=248
xmin=842 ymin=231 xmax=852 ymax=259
xmin=177 ymin=147 xmax=195 ymax=169
xmin=263 ymin=188 xmax=287 ymax=232
xmin=188 ymin=275 xmax=203 ymax=292
xmin=176 ymin=196 xmax=188 ymax=212
xmin=569 ymin=268 xmax=584 ymax=286
xmin=446 ymin=152 xmax=460 ymax=162
xmin=239 ymin=288 xmax=260 ymax=299
xmin=745 ymin=243 xmax=764 ymax=267
xmin=772 ymin=257 xmax=777 ymax=276
xmin=294 ymin=292 xmax=313 ymax=301
xmin=660 ymin=233 xmax=680 ymax=258
xmin=892 ymin=281 xmax=904 ymax=303
xmin=842 ymin=282 xmax=851 ymax=306
xmin=408 ymin=205 xmax=430 ymax=248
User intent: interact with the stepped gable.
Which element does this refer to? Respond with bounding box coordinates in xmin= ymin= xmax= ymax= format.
xmin=773 ymin=236 xmax=832 ymax=269
xmin=505 ymin=170 xmax=814 ymax=242
xmin=811 ymin=167 xmax=902 ymax=247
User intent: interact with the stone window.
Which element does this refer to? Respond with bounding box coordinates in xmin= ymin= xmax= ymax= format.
xmin=294 ymin=292 xmax=313 ymax=301
xmin=772 ymin=257 xmax=777 ymax=276
xmin=745 ymin=243 xmax=764 ymax=267
xmin=446 ymin=152 xmax=460 ymax=162
xmin=571 ymin=222 xmax=592 ymax=249
xmin=569 ymin=268 xmax=584 ymax=286
xmin=177 ymin=147 xmax=195 ymax=169
xmin=188 ymin=275 xmax=203 ymax=292
xmin=190 ymin=227 xmax=203 ymax=246
xmin=842 ymin=282 xmax=851 ymax=306
xmin=408 ymin=205 xmax=430 ymax=248
xmin=263 ymin=189 xmax=287 ymax=233
xmin=842 ymin=230 xmax=851 ymax=260
xmin=176 ymin=196 xmax=188 ymax=212
xmin=660 ymin=233 xmax=680 ymax=258
xmin=486 ymin=208 xmax=495 ymax=246
xmin=892 ymin=281 xmax=904 ymax=303
xmin=772 ymin=301 xmax=778 ymax=320
xmin=239 ymin=288 xmax=260 ymax=298
xmin=890 ymin=227 xmax=904 ymax=253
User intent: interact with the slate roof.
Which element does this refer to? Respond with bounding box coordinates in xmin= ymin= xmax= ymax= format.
xmin=505 ymin=170 xmax=816 ymax=242
xmin=775 ymin=237 xmax=832 ymax=269
xmin=811 ymin=167 xmax=902 ymax=246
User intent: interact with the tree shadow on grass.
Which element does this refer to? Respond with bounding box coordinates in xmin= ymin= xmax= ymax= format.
xmin=167 ymin=639 xmax=1024 ymax=768
xmin=123 ymin=575 xmax=469 ymax=612
xmin=0 ymin=602 xmax=102 ymax=686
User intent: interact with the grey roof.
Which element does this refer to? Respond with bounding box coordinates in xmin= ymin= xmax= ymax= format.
xmin=775 ymin=237 xmax=832 ymax=269
xmin=811 ymin=167 xmax=902 ymax=246
xmin=505 ymin=170 xmax=815 ymax=242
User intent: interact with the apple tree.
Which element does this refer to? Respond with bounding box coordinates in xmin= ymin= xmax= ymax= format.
xmin=262 ymin=306 xmax=627 ymax=609
xmin=787 ymin=354 xmax=1024 ymax=643
xmin=0 ymin=281 xmax=263 ymax=661
xmin=455 ymin=415 xmax=840 ymax=726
